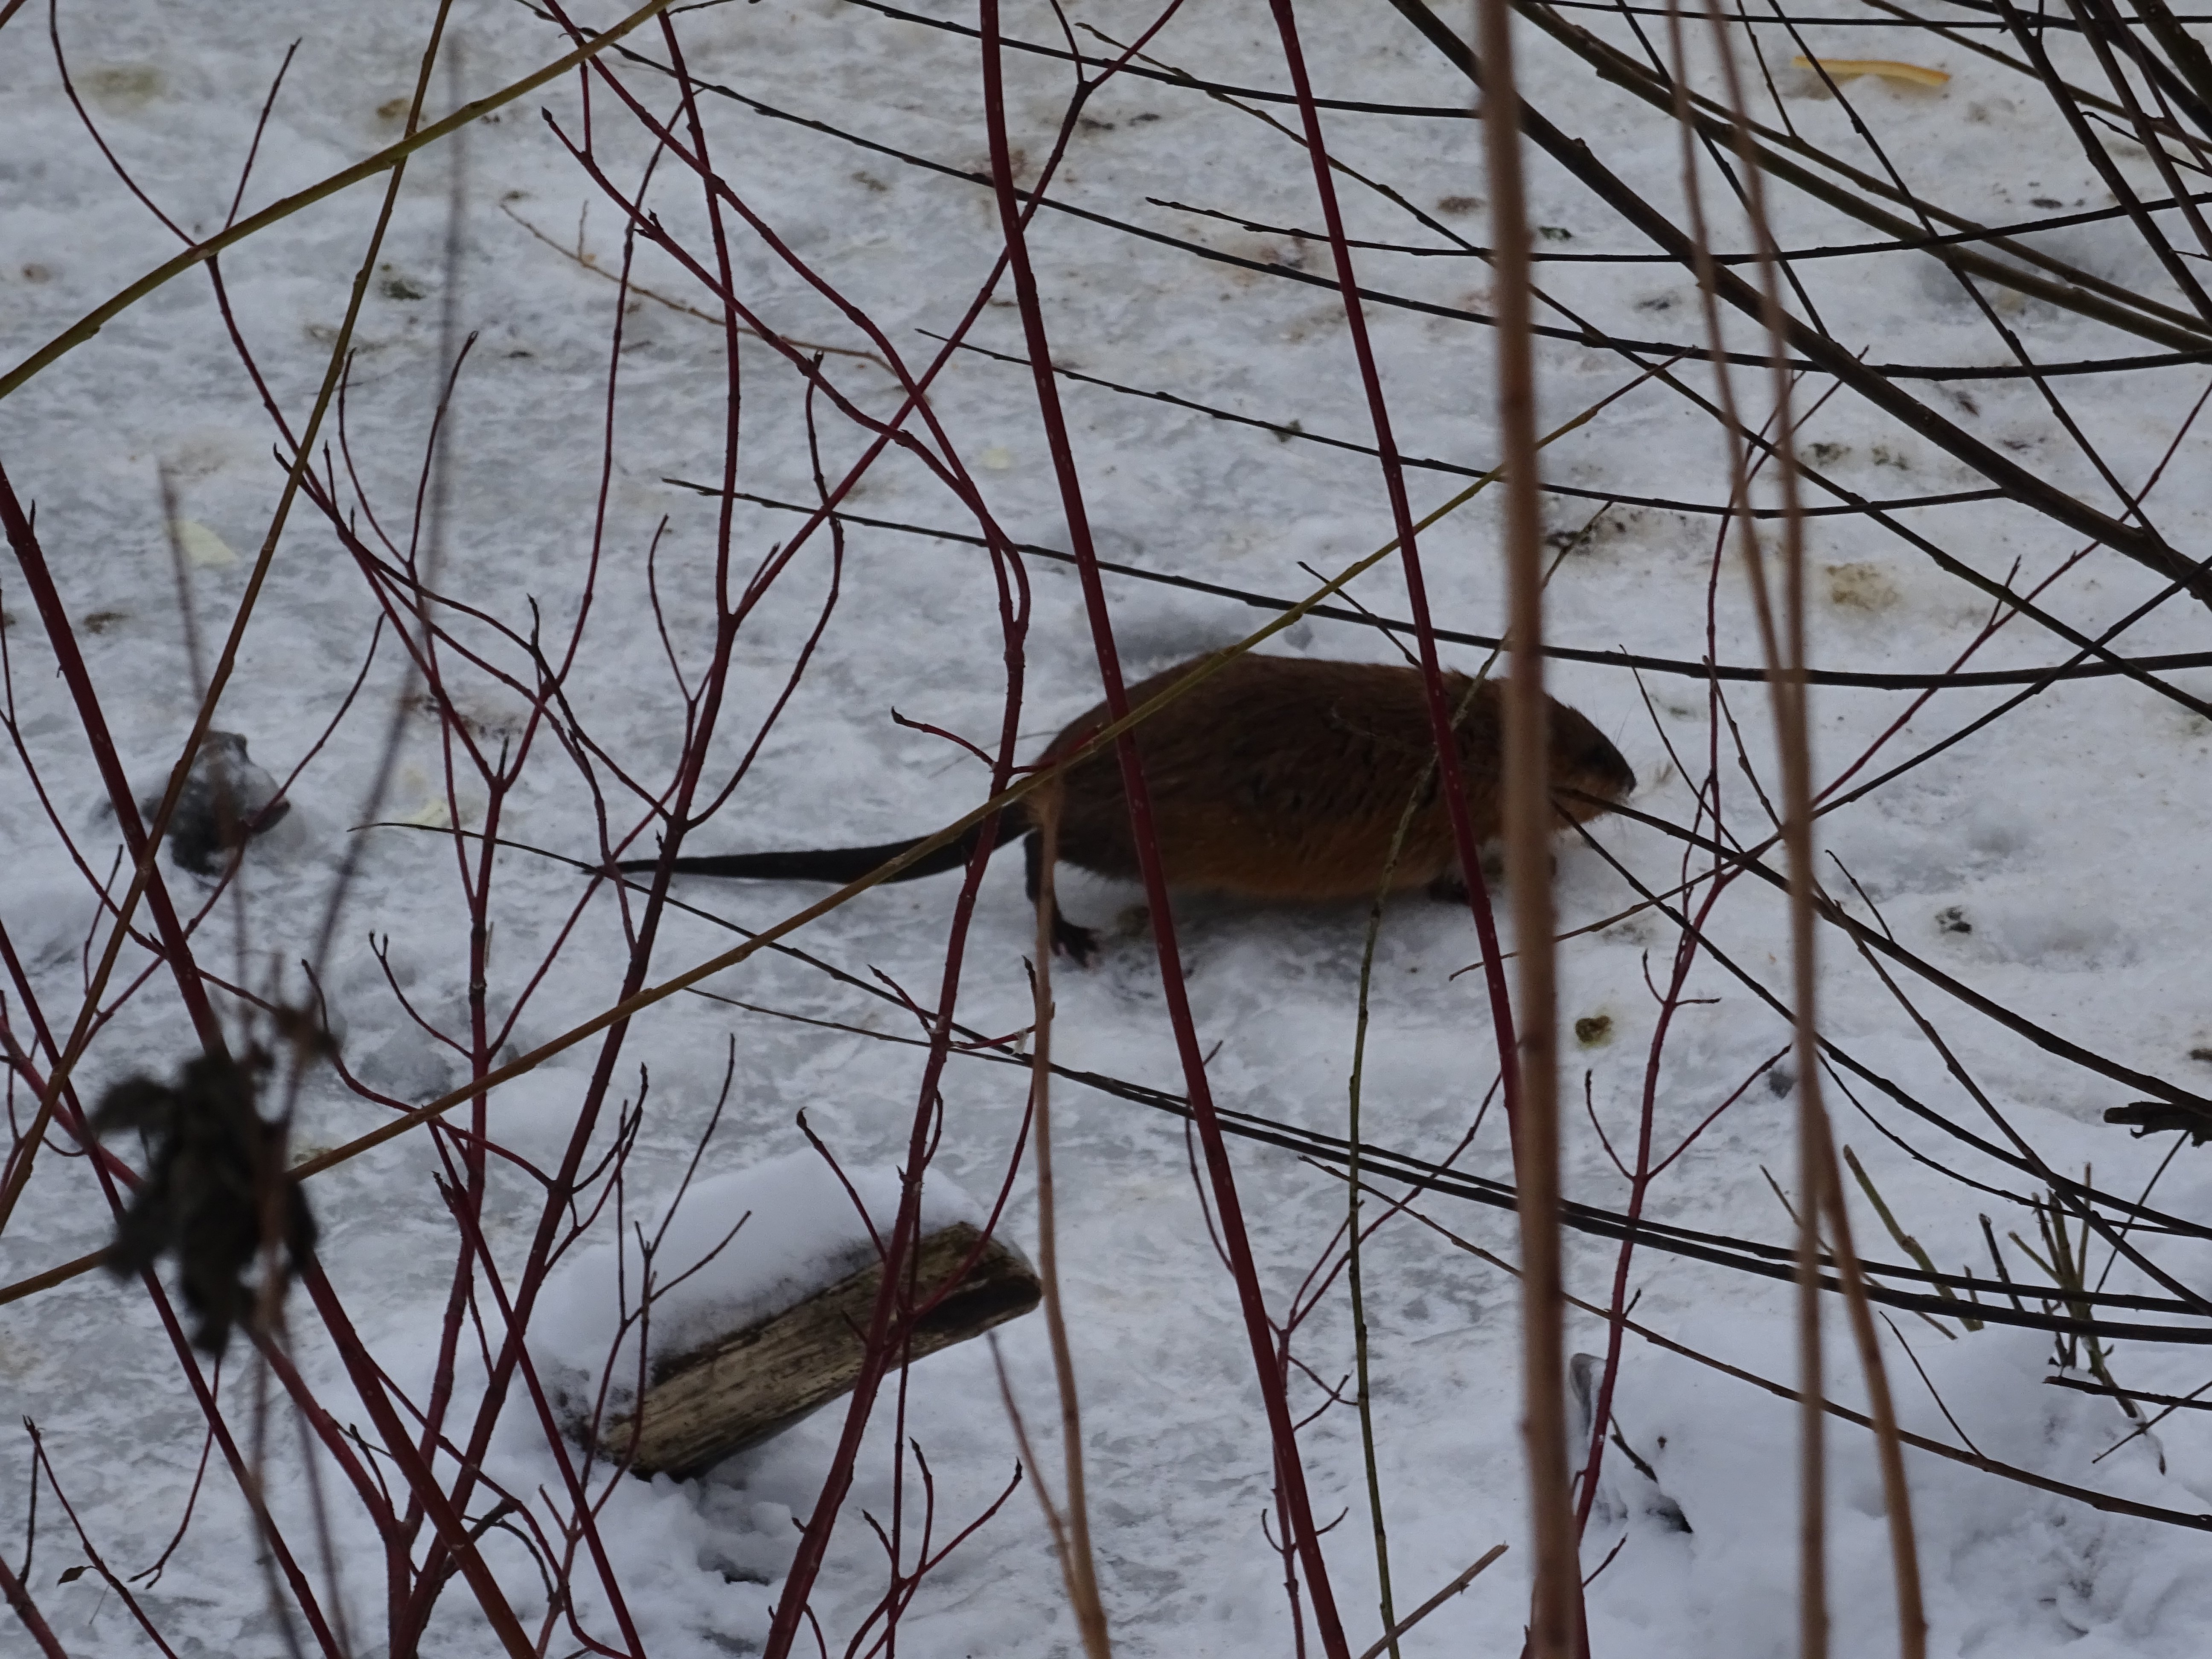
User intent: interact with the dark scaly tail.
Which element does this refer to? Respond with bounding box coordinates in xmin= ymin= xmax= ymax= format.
xmin=614 ymin=820 xmax=1000 ymax=885
xmin=614 ymin=812 xmax=1098 ymax=962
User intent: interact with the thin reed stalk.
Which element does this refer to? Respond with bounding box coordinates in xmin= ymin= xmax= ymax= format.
xmin=1660 ymin=6 xmax=1928 ymax=1652
xmin=0 ymin=0 xmax=681 ymax=402
xmin=1655 ymin=8 xmax=1830 ymax=1647
xmin=1700 ymin=17 xmax=1929 ymax=1656
xmin=1029 ymin=809 xmax=1112 ymax=1658
xmin=1344 ymin=946 xmax=1397 ymax=1656
xmin=1343 ymin=671 xmax=1494 ymax=1658
xmin=1469 ymin=0 xmax=1577 ymax=1648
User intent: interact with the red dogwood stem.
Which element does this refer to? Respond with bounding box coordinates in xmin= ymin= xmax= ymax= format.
xmin=978 ymin=6 xmax=1353 ymax=1655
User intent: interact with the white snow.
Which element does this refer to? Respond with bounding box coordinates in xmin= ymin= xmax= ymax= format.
xmin=531 ymin=1152 xmax=984 ymax=1417
xmin=5 ymin=0 xmax=2212 ymax=1656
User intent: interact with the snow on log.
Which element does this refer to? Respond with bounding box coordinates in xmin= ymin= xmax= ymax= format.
xmin=602 ymin=1220 xmax=1040 ymax=1479
xmin=534 ymin=1154 xmax=1037 ymax=1477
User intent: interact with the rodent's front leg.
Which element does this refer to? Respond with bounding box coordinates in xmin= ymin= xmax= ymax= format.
xmin=1025 ymin=828 xmax=1100 ymax=965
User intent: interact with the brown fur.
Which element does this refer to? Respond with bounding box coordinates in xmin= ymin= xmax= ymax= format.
xmin=618 ymin=652 xmax=1636 ymax=960
xmin=1030 ymin=652 xmax=1634 ymax=902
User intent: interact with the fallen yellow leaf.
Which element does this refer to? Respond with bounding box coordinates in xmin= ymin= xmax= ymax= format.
xmin=1792 ymin=55 xmax=1950 ymax=87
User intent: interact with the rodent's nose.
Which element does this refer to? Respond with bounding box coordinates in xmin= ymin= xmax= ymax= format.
xmin=1586 ymin=741 xmax=1635 ymax=800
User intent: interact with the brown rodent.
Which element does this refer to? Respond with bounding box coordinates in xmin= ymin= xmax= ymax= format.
xmin=617 ymin=652 xmax=1636 ymax=960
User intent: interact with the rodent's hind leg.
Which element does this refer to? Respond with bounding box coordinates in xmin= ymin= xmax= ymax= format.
xmin=1025 ymin=828 xmax=1100 ymax=965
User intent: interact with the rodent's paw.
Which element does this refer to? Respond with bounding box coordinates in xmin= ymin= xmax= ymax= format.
xmin=1054 ymin=916 xmax=1102 ymax=967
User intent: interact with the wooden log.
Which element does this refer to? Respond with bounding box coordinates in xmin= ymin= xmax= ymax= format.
xmin=602 ymin=1221 xmax=1041 ymax=1479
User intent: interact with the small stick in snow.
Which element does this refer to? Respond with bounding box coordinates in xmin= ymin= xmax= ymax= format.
xmin=1352 ymin=1545 xmax=1509 ymax=1659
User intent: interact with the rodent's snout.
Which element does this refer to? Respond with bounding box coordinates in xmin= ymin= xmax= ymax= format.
xmin=1570 ymin=726 xmax=1636 ymax=803
xmin=1541 ymin=699 xmax=1635 ymax=817
xmin=1595 ymin=741 xmax=1636 ymax=801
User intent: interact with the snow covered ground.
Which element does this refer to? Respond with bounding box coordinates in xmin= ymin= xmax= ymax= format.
xmin=6 ymin=0 xmax=2212 ymax=1653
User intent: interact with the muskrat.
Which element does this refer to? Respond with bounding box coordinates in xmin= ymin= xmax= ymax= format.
xmin=617 ymin=652 xmax=1635 ymax=960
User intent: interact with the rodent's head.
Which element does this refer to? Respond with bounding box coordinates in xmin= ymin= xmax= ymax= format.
xmin=1546 ymin=698 xmax=1636 ymax=822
